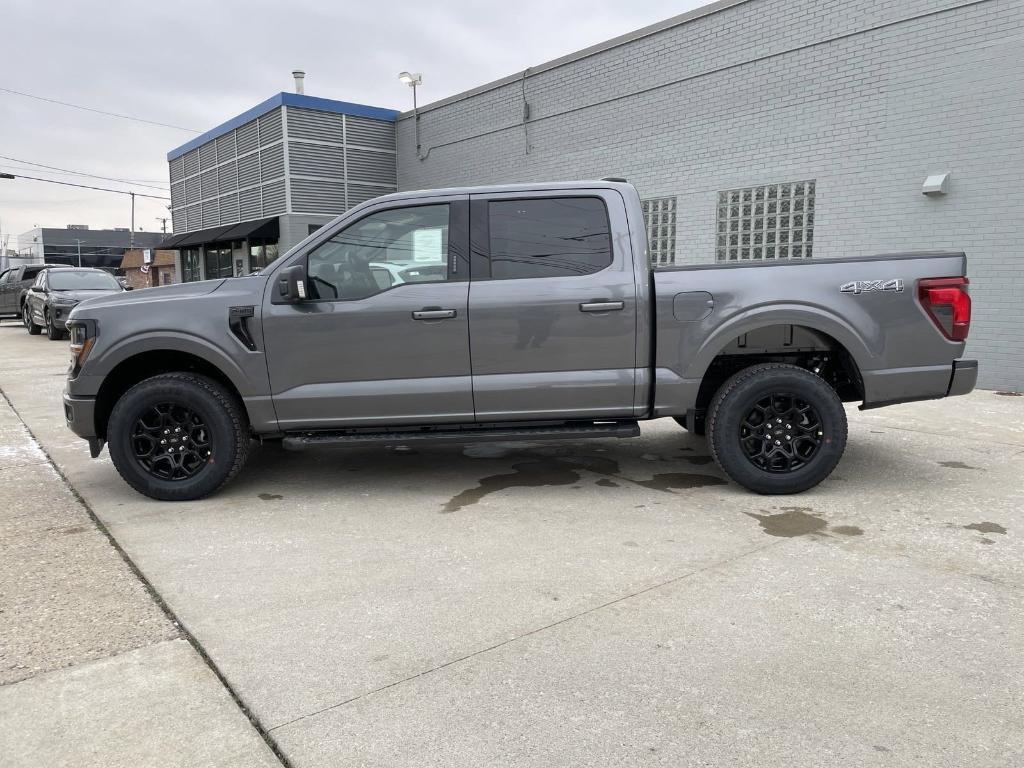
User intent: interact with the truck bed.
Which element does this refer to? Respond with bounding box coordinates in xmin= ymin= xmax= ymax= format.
xmin=650 ymin=251 xmax=972 ymax=415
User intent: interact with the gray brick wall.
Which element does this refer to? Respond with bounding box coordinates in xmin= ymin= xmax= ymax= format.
xmin=395 ymin=0 xmax=1024 ymax=390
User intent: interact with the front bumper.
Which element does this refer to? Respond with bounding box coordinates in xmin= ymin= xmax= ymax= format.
xmin=63 ymin=390 xmax=104 ymax=457
xmin=947 ymin=358 xmax=978 ymax=397
xmin=50 ymin=303 xmax=79 ymax=325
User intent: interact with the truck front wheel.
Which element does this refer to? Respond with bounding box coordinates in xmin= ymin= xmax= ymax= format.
xmin=706 ymin=363 xmax=847 ymax=494
xmin=107 ymin=373 xmax=250 ymax=501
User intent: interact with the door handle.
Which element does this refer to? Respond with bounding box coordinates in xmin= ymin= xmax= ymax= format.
xmin=412 ymin=308 xmax=457 ymax=320
xmin=579 ymin=300 xmax=625 ymax=313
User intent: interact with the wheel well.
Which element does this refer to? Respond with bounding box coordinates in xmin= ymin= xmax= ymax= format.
xmin=694 ymin=325 xmax=864 ymax=416
xmin=94 ymin=350 xmax=243 ymax=440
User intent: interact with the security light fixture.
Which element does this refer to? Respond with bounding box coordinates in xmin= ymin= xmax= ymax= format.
xmin=399 ymin=71 xmax=425 ymax=158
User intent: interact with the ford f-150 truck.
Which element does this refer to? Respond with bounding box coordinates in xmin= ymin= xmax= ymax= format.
xmin=63 ymin=181 xmax=977 ymax=501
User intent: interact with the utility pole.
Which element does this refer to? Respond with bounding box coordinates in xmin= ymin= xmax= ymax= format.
xmin=155 ymin=217 xmax=168 ymax=234
xmin=129 ymin=192 xmax=136 ymax=249
xmin=73 ymin=238 xmax=83 ymax=267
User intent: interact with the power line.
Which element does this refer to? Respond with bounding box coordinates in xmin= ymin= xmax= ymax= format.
xmin=0 ymin=156 xmax=169 ymax=191
xmin=0 ymin=86 xmax=200 ymax=133
xmin=4 ymin=173 xmax=170 ymax=200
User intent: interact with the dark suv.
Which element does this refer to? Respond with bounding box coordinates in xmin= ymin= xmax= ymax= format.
xmin=0 ymin=263 xmax=72 ymax=321
xmin=24 ymin=267 xmax=124 ymax=340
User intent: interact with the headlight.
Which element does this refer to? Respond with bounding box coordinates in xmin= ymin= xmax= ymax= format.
xmin=68 ymin=320 xmax=98 ymax=373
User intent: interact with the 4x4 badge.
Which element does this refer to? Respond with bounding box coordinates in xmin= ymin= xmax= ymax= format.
xmin=840 ymin=279 xmax=904 ymax=295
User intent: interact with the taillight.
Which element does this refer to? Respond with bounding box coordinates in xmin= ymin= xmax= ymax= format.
xmin=918 ymin=277 xmax=971 ymax=341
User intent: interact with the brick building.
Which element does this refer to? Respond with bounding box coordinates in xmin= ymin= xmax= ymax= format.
xmin=393 ymin=0 xmax=1023 ymax=390
xmin=120 ymin=249 xmax=177 ymax=289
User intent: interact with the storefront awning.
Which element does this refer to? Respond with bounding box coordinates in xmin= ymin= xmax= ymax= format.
xmin=157 ymin=233 xmax=189 ymax=249
xmin=172 ymin=225 xmax=235 ymax=248
xmin=217 ymin=217 xmax=279 ymax=242
xmin=159 ymin=217 xmax=280 ymax=249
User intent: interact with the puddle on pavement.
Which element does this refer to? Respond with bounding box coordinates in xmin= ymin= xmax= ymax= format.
xmin=258 ymin=493 xmax=283 ymax=501
xmin=938 ymin=460 xmax=979 ymax=470
xmin=964 ymin=521 xmax=1007 ymax=535
xmin=831 ymin=525 xmax=863 ymax=536
xmin=634 ymin=472 xmax=727 ymax=492
xmin=443 ymin=459 xmax=580 ymax=512
xmin=744 ymin=507 xmax=827 ymax=537
xmin=444 ymin=452 xmax=722 ymax=512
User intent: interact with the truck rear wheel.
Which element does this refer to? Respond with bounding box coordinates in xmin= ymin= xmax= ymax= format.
xmin=107 ymin=373 xmax=250 ymax=501
xmin=706 ymin=363 xmax=847 ymax=494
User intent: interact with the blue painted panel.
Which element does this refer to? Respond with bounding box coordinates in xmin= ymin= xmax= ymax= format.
xmin=167 ymin=93 xmax=399 ymax=161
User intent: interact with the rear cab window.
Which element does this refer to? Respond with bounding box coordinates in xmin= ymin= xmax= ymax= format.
xmin=487 ymin=197 xmax=613 ymax=280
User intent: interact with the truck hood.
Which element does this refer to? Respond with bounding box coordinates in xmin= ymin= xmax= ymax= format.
xmin=69 ymin=279 xmax=226 ymax=317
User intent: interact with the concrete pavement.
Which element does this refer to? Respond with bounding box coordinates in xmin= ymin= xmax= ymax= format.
xmin=0 ymin=319 xmax=1021 ymax=766
xmin=0 ymin=324 xmax=282 ymax=768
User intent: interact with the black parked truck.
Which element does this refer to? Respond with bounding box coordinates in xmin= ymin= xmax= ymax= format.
xmin=63 ymin=181 xmax=977 ymax=501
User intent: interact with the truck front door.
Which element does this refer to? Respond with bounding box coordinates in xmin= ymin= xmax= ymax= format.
xmin=467 ymin=189 xmax=639 ymax=421
xmin=262 ymin=196 xmax=473 ymax=430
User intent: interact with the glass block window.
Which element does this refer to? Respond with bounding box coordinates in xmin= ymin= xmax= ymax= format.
xmin=642 ymin=197 xmax=677 ymax=266
xmin=716 ymin=180 xmax=815 ymax=262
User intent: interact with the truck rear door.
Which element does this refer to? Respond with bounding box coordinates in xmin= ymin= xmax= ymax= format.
xmin=467 ymin=188 xmax=639 ymax=421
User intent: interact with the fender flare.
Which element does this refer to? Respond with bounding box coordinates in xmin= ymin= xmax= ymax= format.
xmin=94 ymin=331 xmax=253 ymax=397
xmin=681 ymin=302 xmax=879 ymax=383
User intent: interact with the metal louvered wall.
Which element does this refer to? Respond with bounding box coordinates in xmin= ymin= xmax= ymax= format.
xmin=168 ymin=105 xmax=396 ymax=234
xmin=285 ymin=107 xmax=396 ymax=216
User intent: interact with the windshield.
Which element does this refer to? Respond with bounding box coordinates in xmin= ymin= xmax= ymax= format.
xmin=48 ymin=270 xmax=121 ymax=291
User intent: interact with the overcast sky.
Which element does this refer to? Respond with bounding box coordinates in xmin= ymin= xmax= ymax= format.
xmin=0 ymin=0 xmax=708 ymax=249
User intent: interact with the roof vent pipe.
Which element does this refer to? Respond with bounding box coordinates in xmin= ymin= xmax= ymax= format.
xmin=292 ymin=69 xmax=306 ymax=95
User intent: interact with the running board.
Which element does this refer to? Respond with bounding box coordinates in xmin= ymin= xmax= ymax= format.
xmin=281 ymin=420 xmax=640 ymax=451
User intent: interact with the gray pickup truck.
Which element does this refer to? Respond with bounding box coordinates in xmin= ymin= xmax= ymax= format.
xmin=63 ymin=181 xmax=976 ymax=501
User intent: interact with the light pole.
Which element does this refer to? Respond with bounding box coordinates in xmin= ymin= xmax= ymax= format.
xmin=398 ymin=71 xmax=424 ymax=157
xmin=73 ymin=238 xmax=84 ymax=267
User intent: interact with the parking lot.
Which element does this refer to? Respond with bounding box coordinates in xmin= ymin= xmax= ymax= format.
xmin=1 ymin=319 xmax=1022 ymax=767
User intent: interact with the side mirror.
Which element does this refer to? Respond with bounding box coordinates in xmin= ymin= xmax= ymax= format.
xmin=124 ymin=285 xmax=134 ymax=291
xmin=277 ymin=264 xmax=308 ymax=303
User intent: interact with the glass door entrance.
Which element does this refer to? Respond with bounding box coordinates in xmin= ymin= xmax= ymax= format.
xmin=204 ymin=245 xmax=233 ymax=279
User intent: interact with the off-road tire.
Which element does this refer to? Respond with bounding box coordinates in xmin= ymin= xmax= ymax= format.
xmin=706 ymin=363 xmax=847 ymax=494
xmin=108 ymin=373 xmax=250 ymax=501
xmin=24 ymin=303 xmax=41 ymax=335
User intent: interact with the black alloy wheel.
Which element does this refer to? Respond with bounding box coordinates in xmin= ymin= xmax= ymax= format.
xmin=131 ymin=403 xmax=212 ymax=481
xmin=739 ymin=394 xmax=823 ymax=473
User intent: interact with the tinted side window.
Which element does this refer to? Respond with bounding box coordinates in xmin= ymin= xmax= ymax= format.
xmin=23 ymin=267 xmax=42 ymax=281
xmin=488 ymin=197 xmax=612 ymax=280
xmin=307 ymin=204 xmax=449 ymax=301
